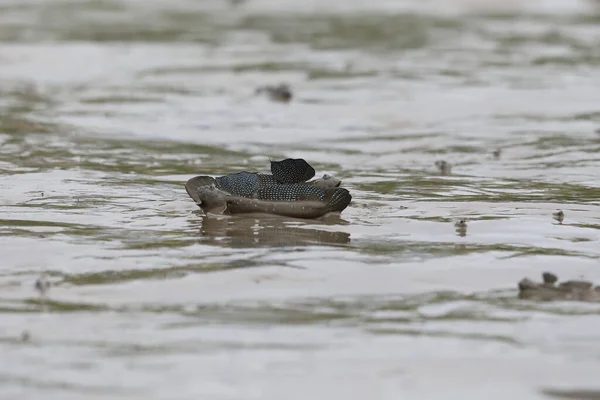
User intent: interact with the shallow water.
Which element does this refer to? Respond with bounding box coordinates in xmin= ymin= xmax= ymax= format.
xmin=1 ymin=0 xmax=600 ymax=398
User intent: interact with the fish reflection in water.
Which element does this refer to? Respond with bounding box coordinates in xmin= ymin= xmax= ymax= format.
xmin=195 ymin=214 xmax=351 ymax=247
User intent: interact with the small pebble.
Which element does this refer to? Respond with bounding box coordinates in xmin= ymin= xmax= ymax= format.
xmin=20 ymin=331 xmax=31 ymax=343
xmin=255 ymin=83 xmax=292 ymax=103
xmin=434 ymin=160 xmax=452 ymax=175
xmin=492 ymin=149 xmax=502 ymax=159
xmin=552 ymin=210 xmax=564 ymax=224
xmin=35 ymin=275 xmax=50 ymax=296
xmin=542 ymin=272 xmax=558 ymax=284
xmin=454 ymin=218 xmax=467 ymax=237
xmin=454 ymin=219 xmax=467 ymax=228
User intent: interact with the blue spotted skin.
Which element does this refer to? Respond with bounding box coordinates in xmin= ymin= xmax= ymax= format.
xmin=213 ymin=159 xmax=317 ymax=197
xmin=252 ymin=186 xmax=351 ymax=213
xmin=254 ymin=184 xmax=326 ymax=202
xmin=215 ymin=172 xmax=277 ymax=197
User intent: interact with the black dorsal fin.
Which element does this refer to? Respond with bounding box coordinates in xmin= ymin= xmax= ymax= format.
xmin=270 ymin=158 xmax=316 ymax=184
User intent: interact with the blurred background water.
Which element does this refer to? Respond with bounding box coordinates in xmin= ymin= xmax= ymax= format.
xmin=1 ymin=0 xmax=600 ymax=399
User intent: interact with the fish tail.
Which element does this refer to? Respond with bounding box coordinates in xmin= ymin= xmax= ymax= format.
xmin=324 ymin=188 xmax=352 ymax=212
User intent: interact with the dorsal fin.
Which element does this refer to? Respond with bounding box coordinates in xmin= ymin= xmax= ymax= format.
xmin=270 ymin=158 xmax=316 ymax=184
